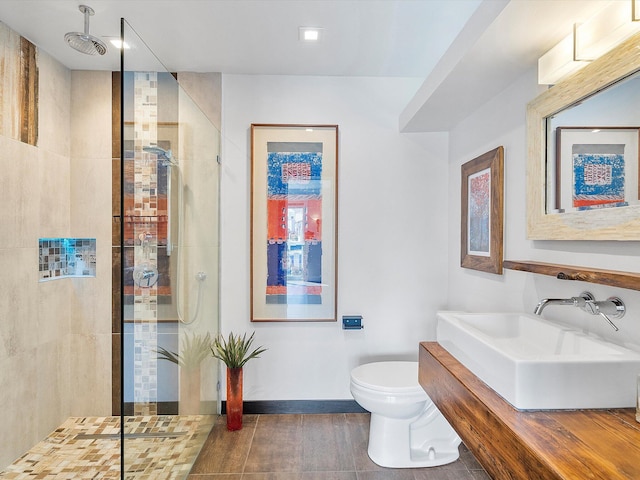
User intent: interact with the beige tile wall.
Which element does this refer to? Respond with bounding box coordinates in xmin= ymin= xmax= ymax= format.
xmin=70 ymin=70 xmax=112 ymax=416
xmin=0 ymin=33 xmax=112 ymax=468
xmin=37 ymin=51 xmax=70 ymax=156
xmin=0 ymin=46 xmax=73 ymax=468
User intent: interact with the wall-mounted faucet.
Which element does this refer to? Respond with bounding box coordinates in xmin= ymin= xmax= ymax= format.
xmin=533 ymin=294 xmax=588 ymax=315
xmin=534 ymin=291 xmax=625 ymax=331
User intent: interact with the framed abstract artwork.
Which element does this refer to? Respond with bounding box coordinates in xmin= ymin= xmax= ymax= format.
xmin=460 ymin=146 xmax=504 ymax=275
xmin=250 ymin=124 xmax=338 ymax=322
xmin=555 ymin=127 xmax=640 ymax=212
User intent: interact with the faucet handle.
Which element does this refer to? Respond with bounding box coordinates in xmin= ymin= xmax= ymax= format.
xmin=582 ymin=296 xmax=625 ymax=331
xmin=598 ymin=312 xmax=620 ymax=331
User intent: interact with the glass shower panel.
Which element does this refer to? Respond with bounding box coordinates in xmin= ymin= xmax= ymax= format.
xmin=121 ymin=19 xmax=220 ymax=479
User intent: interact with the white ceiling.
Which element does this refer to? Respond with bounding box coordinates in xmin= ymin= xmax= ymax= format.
xmin=0 ymin=0 xmax=482 ymax=75
xmin=0 ymin=0 xmax=616 ymax=131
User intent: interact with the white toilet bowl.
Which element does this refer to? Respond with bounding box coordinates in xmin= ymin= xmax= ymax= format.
xmin=350 ymin=361 xmax=461 ymax=468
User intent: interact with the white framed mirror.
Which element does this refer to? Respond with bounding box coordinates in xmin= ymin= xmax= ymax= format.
xmin=527 ymin=30 xmax=640 ymax=240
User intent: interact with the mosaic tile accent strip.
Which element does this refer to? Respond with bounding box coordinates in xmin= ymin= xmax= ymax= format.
xmin=0 ymin=415 xmax=215 ymax=480
xmin=133 ymin=71 xmax=159 ymax=416
xmin=39 ymin=238 xmax=97 ymax=281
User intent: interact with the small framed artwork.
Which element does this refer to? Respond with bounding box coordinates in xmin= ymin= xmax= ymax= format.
xmin=460 ymin=146 xmax=504 ymax=275
xmin=250 ymin=124 xmax=338 ymax=322
xmin=555 ymin=127 xmax=640 ymax=212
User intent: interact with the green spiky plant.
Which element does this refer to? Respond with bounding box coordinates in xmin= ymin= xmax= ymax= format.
xmin=210 ymin=331 xmax=267 ymax=368
xmin=156 ymin=331 xmax=213 ymax=371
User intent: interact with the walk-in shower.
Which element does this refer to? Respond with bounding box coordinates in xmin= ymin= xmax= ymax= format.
xmin=0 ymin=14 xmax=220 ymax=480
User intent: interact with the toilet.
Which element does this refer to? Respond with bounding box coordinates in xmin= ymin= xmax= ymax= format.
xmin=350 ymin=361 xmax=461 ymax=468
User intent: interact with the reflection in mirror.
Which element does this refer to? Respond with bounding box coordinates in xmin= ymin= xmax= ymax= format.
xmin=546 ymin=72 xmax=640 ymax=214
xmin=527 ymin=30 xmax=640 ymax=240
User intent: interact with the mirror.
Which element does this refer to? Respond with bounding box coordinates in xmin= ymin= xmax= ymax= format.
xmin=527 ymin=30 xmax=640 ymax=240
xmin=547 ymin=74 xmax=640 ymax=214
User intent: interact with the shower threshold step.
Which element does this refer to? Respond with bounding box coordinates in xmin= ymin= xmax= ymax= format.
xmin=75 ymin=431 xmax=187 ymax=440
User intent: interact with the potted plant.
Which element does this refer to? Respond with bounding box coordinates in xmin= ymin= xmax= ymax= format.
xmin=210 ymin=331 xmax=267 ymax=430
xmin=156 ymin=331 xmax=212 ymax=414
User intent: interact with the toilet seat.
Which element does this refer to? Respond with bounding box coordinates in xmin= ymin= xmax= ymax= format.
xmin=350 ymin=361 xmax=425 ymax=394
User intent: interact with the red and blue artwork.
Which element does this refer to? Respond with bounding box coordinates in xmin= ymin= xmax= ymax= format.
xmin=468 ymin=168 xmax=491 ymax=255
xmin=572 ymin=144 xmax=626 ymax=210
xmin=266 ymin=142 xmax=323 ymax=304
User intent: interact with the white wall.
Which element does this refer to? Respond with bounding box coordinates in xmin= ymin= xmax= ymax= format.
xmin=447 ymin=67 xmax=640 ymax=351
xmin=221 ymin=75 xmax=450 ymax=400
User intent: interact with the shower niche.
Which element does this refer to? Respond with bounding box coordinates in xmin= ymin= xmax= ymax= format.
xmin=39 ymin=237 xmax=96 ymax=281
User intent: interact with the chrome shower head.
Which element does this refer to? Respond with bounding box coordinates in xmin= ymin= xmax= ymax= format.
xmin=143 ymin=145 xmax=177 ymax=166
xmin=64 ymin=5 xmax=107 ymax=56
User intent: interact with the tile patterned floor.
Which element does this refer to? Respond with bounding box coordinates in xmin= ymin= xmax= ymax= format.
xmin=0 ymin=415 xmax=215 ymax=479
xmin=188 ymin=413 xmax=491 ymax=480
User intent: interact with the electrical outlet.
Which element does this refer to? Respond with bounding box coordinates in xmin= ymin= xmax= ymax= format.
xmin=342 ymin=315 xmax=363 ymax=330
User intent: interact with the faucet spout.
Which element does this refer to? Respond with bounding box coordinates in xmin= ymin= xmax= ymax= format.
xmin=533 ymin=291 xmax=625 ymax=331
xmin=533 ymin=297 xmax=582 ymax=315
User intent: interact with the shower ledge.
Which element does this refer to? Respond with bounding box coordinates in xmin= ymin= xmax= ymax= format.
xmin=418 ymin=342 xmax=640 ymax=480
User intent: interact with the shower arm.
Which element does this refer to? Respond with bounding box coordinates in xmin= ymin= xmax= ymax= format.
xmin=83 ymin=6 xmax=91 ymax=35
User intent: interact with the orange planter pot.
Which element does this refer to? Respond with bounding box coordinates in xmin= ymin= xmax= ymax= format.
xmin=226 ymin=367 xmax=243 ymax=431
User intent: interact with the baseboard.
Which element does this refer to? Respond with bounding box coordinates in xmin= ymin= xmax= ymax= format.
xmin=222 ymin=399 xmax=367 ymax=415
xmin=121 ymin=399 xmax=366 ymax=416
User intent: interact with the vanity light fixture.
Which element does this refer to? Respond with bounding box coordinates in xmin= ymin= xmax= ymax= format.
xmin=538 ymin=0 xmax=640 ymax=85
xmin=537 ymin=31 xmax=590 ymax=85
xmin=574 ymin=0 xmax=640 ymax=61
xmin=299 ymin=26 xmax=323 ymax=42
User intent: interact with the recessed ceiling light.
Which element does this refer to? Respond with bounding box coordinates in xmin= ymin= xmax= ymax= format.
xmin=299 ymin=27 xmax=323 ymax=42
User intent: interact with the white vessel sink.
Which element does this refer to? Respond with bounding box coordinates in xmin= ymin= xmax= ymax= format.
xmin=436 ymin=311 xmax=640 ymax=410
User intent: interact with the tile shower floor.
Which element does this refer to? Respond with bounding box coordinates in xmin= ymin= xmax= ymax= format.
xmin=0 ymin=415 xmax=215 ymax=479
xmin=0 ymin=413 xmax=490 ymax=480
